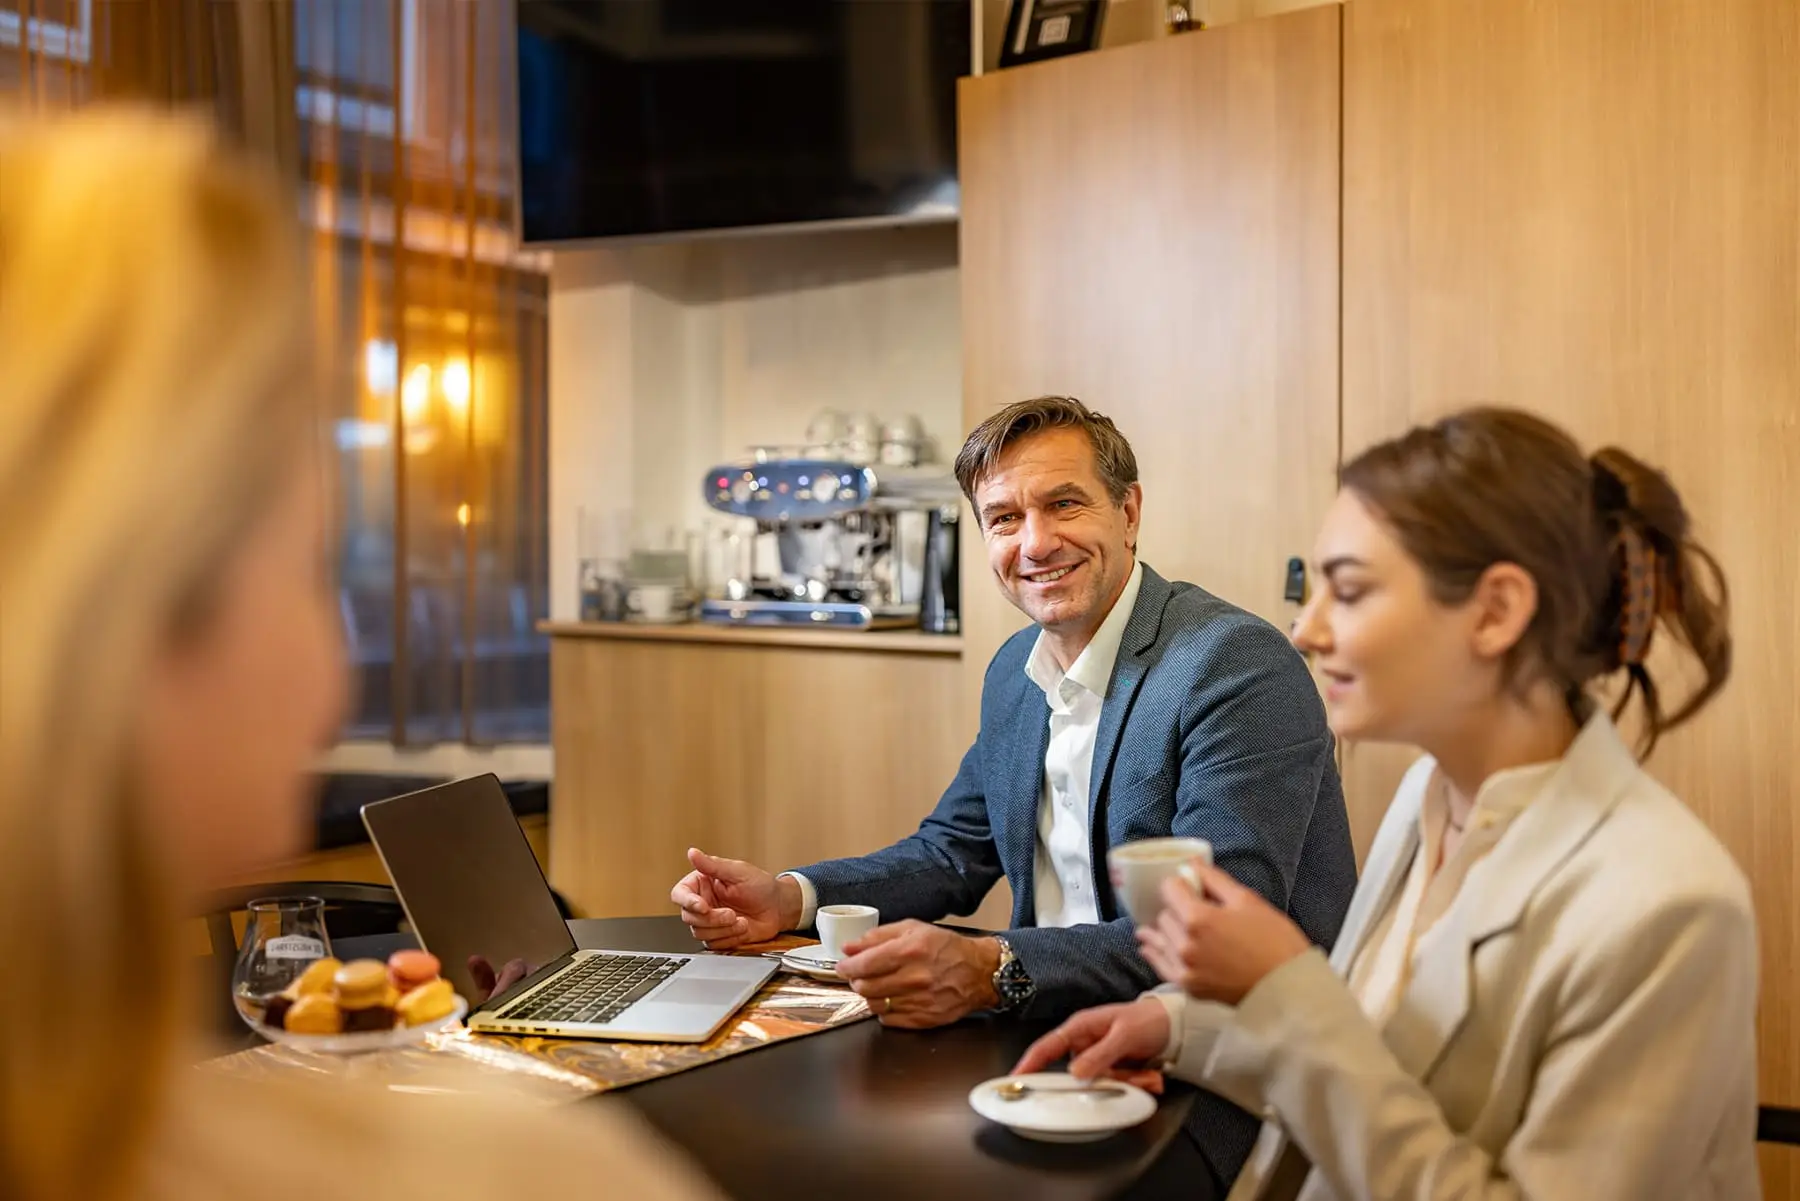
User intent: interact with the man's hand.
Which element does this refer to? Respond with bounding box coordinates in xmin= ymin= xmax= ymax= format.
xmin=1012 ymin=996 xmax=1170 ymax=1092
xmin=1136 ymin=860 xmax=1311 ymax=1005
xmin=670 ymin=847 xmax=800 ymax=950
xmin=835 ymin=920 xmax=1002 ymax=1029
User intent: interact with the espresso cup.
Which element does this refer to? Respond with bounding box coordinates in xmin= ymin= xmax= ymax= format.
xmin=1107 ymin=837 xmax=1213 ymax=926
xmin=628 ymin=583 xmax=678 ymax=622
xmin=816 ymin=904 xmax=879 ymax=959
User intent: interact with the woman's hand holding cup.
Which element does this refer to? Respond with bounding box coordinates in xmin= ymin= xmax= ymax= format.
xmin=1135 ymin=857 xmax=1314 ymax=1006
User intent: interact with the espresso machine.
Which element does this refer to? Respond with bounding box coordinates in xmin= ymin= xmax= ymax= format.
xmin=699 ymin=456 xmax=961 ymax=630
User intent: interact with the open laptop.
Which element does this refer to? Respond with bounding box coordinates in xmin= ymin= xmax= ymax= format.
xmin=360 ymin=774 xmax=774 ymax=1043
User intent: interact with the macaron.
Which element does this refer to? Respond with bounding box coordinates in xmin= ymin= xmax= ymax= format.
xmin=332 ymin=959 xmax=390 ymax=1010
xmin=284 ymin=994 xmax=342 ymax=1035
xmin=396 ymin=978 xmax=459 ymax=1027
xmin=295 ymin=957 xmax=343 ymax=998
xmin=387 ymin=949 xmax=441 ymax=993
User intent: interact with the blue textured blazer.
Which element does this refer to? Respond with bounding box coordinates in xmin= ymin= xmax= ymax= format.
xmin=798 ymin=565 xmax=1358 ymax=1182
xmin=800 ymin=565 xmax=1355 ymax=1004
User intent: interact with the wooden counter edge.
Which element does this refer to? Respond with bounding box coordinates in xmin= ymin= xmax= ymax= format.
xmin=538 ymin=619 xmax=964 ymax=657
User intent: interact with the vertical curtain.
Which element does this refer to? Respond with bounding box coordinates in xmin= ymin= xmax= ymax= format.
xmin=2 ymin=0 xmax=552 ymax=748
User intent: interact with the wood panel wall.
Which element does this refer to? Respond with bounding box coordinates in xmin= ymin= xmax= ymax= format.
xmin=958 ymin=3 xmax=1344 ymax=690
xmin=1341 ymin=0 xmax=1800 ymax=1119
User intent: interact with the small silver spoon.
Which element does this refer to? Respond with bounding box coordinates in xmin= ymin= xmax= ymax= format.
xmin=761 ymin=950 xmax=840 ymax=968
xmin=993 ymin=1080 xmax=1125 ymax=1102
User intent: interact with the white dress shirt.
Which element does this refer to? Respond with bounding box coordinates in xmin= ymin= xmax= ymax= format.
xmin=782 ymin=561 xmax=1144 ymax=931
xmin=1024 ymin=561 xmax=1144 ymax=928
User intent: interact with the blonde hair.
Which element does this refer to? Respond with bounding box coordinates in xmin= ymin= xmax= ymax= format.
xmin=0 ymin=108 xmax=320 ymax=1201
xmin=0 ymin=106 xmax=724 ymax=1201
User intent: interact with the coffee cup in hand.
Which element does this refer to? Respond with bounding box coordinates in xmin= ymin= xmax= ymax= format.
xmin=1107 ymin=837 xmax=1212 ymax=926
xmin=816 ymin=904 xmax=879 ymax=959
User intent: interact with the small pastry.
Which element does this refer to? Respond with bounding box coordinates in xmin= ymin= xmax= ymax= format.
xmin=341 ymin=1004 xmax=397 ymax=1033
xmin=332 ymin=960 xmax=390 ymax=1010
xmin=262 ymin=994 xmax=295 ymax=1029
xmin=295 ymin=957 xmax=343 ymax=997
xmin=383 ymin=983 xmax=402 ymax=1009
xmin=396 ymin=978 xmax=459 ymax=1027
xmin=284 ymin=994 xmax=342 ymax=1035
xmin=387 ymin=949 xmax=441 ymax=993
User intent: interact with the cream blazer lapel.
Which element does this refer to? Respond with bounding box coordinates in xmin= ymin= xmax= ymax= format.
xmin=1328 ymin=762 xmax=1427 ymax=975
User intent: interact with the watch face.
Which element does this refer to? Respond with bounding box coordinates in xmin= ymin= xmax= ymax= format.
xmin=992 ymin=945 xmax=1034 ymax=1013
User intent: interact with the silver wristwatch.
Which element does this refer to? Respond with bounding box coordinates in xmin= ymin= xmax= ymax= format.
xmin=991 ymin=934 xmax=1036 ymax=1013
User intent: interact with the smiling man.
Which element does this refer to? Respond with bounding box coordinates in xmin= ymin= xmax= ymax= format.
xmin=671 ymin=396 xmax=1356 ymax=1195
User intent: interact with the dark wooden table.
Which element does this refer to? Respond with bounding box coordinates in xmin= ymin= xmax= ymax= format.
xmin=330 ymin=916 xmax=1196 ymax=1201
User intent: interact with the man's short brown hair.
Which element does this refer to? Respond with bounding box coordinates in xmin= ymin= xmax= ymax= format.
xmin=953 ymin=396 xmax=1140 ymax=507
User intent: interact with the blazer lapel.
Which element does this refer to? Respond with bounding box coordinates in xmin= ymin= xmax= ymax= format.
xmin=1381 ymin=715 xmax=1637 ymax=1081
xmin=1327 ymin=772 xmax=1425 ymax=975
xmin=1087 ymin=566 xmax=1172 ymax=816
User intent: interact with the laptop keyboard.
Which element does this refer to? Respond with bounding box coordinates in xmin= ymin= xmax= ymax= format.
xmin=498 ymin=954 xmax=684 ymax=1026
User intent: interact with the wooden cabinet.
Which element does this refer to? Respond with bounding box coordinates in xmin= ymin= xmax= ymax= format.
xmin=546 ymin=626 xmax=981 ymax=921
xmin=957 ymin=4 xmax=1345 ymax=691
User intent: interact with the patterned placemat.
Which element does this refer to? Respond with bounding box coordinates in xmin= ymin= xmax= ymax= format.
xmin=203 ymin=937 xmax=869 ymax=1101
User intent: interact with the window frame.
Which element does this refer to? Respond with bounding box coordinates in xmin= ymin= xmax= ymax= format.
xmin=0 ymin=0 xmax=93 ymax=63
xmin=294 ymin=0 xmax=420 ymax=142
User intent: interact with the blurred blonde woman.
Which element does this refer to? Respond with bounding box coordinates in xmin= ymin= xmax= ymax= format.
xmin=0 ymin=108 xmax=719 ymax=1201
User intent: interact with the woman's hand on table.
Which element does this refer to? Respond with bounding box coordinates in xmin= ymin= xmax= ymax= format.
xmin=1012 ymin=996 xmax=1169 ymax=1093
xmin=1138 ymin=860 xmax=1312 ymax=1005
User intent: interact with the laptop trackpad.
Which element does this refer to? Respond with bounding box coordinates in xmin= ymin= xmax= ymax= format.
xmin=656 ymin=978 xmax=750 ymax=1007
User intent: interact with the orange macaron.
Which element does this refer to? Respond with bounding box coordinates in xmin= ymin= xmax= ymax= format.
xmin=387 ymin=949 xmax=441 ymax=993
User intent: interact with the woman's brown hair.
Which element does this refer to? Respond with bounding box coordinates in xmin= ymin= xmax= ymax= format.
xmin=1339 ymin=407 xmax=1731 ymax=757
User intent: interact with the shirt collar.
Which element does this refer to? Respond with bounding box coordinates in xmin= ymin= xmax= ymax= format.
xmin=1421 ymin=757 xmax=1560 ymax=837
xmin=1023 ymin=561 xmax=1145 ymax=705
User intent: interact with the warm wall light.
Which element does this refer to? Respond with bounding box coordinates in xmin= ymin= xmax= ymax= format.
xmin=442 ymin=358 xmax=472 ymax=417
xmin=456 ymin=502 xmax=472 ymax=527
xmin=401 ymin=364 xmax=433 ymax=424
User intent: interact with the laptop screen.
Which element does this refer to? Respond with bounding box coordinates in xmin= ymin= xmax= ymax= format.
xmin=361 ymin=775 xmax=577 ymax=1005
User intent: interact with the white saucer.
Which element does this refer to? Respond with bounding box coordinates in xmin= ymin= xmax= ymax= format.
xmin=968 ymin=1072 xmax=1157 ymax=1143
xmin=778 ymin=944 xmax=844 ymax=981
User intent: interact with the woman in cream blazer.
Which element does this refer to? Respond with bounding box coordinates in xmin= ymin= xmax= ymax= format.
xmin=1019 ymin=409 xmax=1759 ymax=1200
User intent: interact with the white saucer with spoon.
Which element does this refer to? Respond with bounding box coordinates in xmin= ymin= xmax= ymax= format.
xmin=764 ymin=944 xmax=844 ymax=981
xmin=968 ymin=1072 xmax=1157 ymax=1143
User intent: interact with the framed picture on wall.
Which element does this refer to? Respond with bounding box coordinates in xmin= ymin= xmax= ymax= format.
xmin=998 ymin=0 xmax=1108 ymax=68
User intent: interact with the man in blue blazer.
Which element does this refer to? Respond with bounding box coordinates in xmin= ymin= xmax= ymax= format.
xmin=673 ymin=396 xmax=1356 ymax=1193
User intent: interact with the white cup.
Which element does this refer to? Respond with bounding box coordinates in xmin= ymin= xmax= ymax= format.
xmin=628 ymin=584 xmax=678 ymax=622
xmin=816 ymin=904 xmax=879 ymax=959
xmin=1107 ymin=837 xmax=1213 ymax=926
